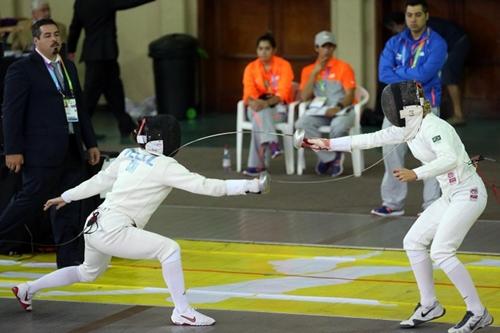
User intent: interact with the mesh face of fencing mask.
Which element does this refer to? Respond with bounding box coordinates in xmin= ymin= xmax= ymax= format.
xmin=136 ymin=115 xmax=181 ymax=157
xmin=381 ymin=80 xmax=425 ymax=140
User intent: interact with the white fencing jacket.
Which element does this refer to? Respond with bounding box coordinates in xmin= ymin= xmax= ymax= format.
xmin=61 ymin=148 xmax=253 ymax=229
xmin=331 ymin=113 xmax=477 ymax=195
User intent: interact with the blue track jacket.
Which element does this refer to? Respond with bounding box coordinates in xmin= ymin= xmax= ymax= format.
xmin=378 ymin=28 xmax=447 ymax=107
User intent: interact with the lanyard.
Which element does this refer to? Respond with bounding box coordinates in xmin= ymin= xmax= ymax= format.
xmin=409 ymin=38 xmax=426 ymax=68
xmin=47 ymin=59 xmax=74 ymax=97
xmin=317 ymin=67 xmax=331 ymax=92
xmin=403 ymin=28 xmax=429 ymax=68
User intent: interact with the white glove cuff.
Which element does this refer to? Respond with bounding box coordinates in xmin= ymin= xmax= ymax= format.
xmin=330 ymin=136 xmax=352 ymax=152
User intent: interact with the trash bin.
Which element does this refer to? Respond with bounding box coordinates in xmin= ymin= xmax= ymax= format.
xmin=149 ymin=34 xmax=200 ymax=119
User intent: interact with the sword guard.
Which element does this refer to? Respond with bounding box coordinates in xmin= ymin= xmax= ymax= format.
xmin=258 ymin=171 xmax=271 ymax=194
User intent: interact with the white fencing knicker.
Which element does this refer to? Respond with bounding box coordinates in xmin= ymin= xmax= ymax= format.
xmin=77 ymin=208 xmax=180 ymax=282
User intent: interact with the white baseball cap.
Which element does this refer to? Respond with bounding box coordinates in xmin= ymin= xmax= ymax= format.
xmin=314 ymin=31 xmax=336 ymax=46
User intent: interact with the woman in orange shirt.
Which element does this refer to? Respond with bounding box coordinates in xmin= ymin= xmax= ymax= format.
xmin=242 ymin=33 xmax=294 ymax=176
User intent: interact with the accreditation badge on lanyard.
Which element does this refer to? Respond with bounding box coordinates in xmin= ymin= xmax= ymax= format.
xmin=64 ymin=97 xmax=79 ymax=122
xmin=49 ymin=60 xmax=79 ymax=123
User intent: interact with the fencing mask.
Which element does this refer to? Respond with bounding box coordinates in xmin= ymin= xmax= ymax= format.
xmin=136 ymin=115 xmax=181 ymax=156
xmin=381 ymin=80 xmax=425 ymax=140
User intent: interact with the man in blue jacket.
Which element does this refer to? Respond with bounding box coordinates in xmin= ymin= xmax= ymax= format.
xmin=372 ymin=0 xmax=446 ymax=217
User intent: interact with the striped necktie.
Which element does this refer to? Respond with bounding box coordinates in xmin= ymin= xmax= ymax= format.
xmin=51 ymin=61 xmax=65 ymax=90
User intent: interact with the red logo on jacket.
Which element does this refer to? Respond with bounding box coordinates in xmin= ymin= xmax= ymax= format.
xmin=447 ymin=172 xmax=457 ymax=184
xmin=470 ymin=188 xmax=478 ymax=201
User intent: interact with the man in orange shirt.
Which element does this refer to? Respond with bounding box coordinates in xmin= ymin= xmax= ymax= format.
xmin=295 ymin=31 xmax=356 ymax=177
xmin=242 ymin=33 xmax=294 ymax=176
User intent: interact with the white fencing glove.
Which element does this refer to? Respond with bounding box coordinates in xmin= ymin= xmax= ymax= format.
xmin=225 ymin=171 xmax=270 ymax=195
xmin=225 ymin=179 xmax=260 ymax=195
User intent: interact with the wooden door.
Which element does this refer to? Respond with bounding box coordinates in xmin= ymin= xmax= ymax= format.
xmin=198 ymin=0 xmax=330 ymax=114
xmin=377 ymin=0 xmax=499 ymax=118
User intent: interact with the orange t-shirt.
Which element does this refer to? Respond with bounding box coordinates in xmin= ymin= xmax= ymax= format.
xmin=242 ymin=55 xmax=294 ymax=104
xmin=300 ymin=57 xmax=356 ymax=93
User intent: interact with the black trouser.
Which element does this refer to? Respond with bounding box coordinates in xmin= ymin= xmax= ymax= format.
xmin=0 ymin=136 xmax=87 ymax=267
xmin=84 ymin=60 xmax=135 ymax=136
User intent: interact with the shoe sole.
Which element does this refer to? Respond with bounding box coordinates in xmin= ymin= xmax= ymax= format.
xmin=11 ymin=287 xmax=32 ymax=312
xmin=400 ymin=308 xmax=446 ymax=328
xmin=171 ymin=318 xmax=216 ymax=326
xmin=480 ymin=315 xmax=494 ymax=329
xmin=271 ymin=152 xmax=283 ymax=159
xmin=371 ymin=209 xmax=405 ymax=217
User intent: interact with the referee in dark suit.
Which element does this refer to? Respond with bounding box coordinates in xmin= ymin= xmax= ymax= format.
xmin=67 ymin=0 xmax=155 ymax=142
xmin=0 ymin=19 xmax=100 ymax=267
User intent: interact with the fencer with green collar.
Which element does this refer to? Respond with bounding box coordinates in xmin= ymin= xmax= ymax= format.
xmin=321 ymin=112 xmax=491 ymax=331
xmin=335 ymin=113 xmax=477 ymax=196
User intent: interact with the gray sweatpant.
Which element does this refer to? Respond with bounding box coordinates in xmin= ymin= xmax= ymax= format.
xmin=246 ymin=107 xmax=286 ymax=168
xmin=295 ymin=111 xmax=355 ymax=162
xmin=380 ymin=108 xmax=441 ymax=211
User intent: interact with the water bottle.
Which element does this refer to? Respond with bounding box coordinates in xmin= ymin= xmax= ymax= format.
xmin=222 ymin=145 xmax=231 ymax=172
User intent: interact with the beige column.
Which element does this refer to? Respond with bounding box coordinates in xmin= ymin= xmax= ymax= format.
xmin=331 ymin=0 xmax=376 ymax=109
xmin=0 ymin=0 xmax=16 ymax=17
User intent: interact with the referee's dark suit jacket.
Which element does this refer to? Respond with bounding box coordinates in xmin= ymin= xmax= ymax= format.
xmin=0 ymin=51 xmax=97 ymax=267
xmin=67 ymin=0 xmax=155 ymax=61
xmin=66 ymin=0 xmax=154 ymax=136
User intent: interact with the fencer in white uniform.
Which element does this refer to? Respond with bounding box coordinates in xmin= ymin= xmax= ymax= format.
xmin=298 ymin=81 xmax=493 ymax=333
xmin=11 ymin=115 xmax=268 ymax=326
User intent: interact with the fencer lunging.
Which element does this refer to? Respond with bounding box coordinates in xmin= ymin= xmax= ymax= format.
xmin=298 ymin=81 xmax=493 ymax=333
xmin=11 ymin=115 xmax=269 ymax=326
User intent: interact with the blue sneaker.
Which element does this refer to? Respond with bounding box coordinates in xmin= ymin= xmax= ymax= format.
xmin=243 ymin=167 xmax=265 ymax=177
xmin=315 ymin=160 xmax=333 ymax=175
xmin=269 ymin=142 xmax=282 ymax=159
xmin=370 ymin=205 xmax=405 ymax=217
xmin=329 ymin=152 xmax=345 ymax=177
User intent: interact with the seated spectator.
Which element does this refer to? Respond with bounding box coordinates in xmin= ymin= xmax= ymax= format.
xmin=9 ymin=0 xmax=67 ymax=52
xmin=242 ymin=32 xmax=294 ymax=176
xmin=295 ymin=31 xmax=356 ymax=177
xmin=384 ymin=12 xmax=470 ymax=126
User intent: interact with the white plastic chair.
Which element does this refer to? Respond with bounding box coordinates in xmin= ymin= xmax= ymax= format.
xmin=296 ymin=85 xmax=370 ymax=177
xmin=236 ymin=83 xmax=299 ymax=175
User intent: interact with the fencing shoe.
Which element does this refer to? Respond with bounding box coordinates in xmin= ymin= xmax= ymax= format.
xmin=448 ymin=308 xmax=493 ymax=333
xmin=400 ymin=301 xmax=445 ymax=328
xmin=371 ymin=205 xmax=405 ymax=217
xmin=171 ymin=307 xmax=216 ymax=326
xmin=12 ymin=283 xmax=32 ymax=312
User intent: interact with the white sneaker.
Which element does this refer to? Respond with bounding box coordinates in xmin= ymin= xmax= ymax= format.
xmin=11 ymin=283 xmax=32 ymax=312
xmin=171 ymin=307 xmax=215 ymax=326
xmin=448 ymin=308 xmax=494 ymax=333
xmin=400 ymin=301 xmax=446 ymax=328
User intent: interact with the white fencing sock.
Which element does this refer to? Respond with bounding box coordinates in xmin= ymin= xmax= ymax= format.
xmin=406 ymin=250 xmax=436 ymax=307
xmin=443 ymin=262 xmax=484 ymax=314
xmin=162 ymin=259 xmax=190 ymax=313
xmin=27 ymin=266 xmax=81 ymax=295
